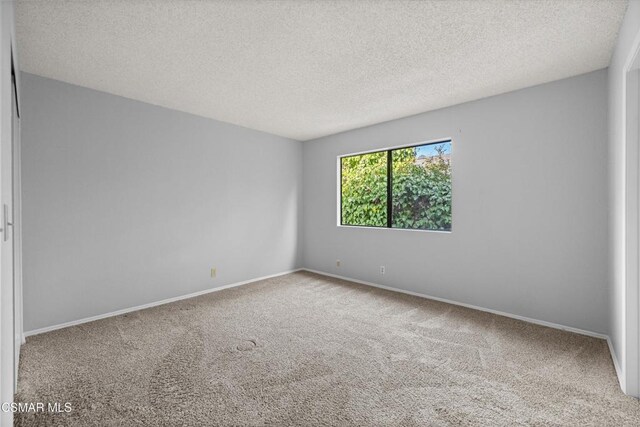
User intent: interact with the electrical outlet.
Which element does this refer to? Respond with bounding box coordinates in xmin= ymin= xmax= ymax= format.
xmin=211 ymin=267 xmax=217 ymax=278
xmin=380 ymin=266 xmax=385 ymax=275
xmin=336 ymin=260 xmax=341 ymax=267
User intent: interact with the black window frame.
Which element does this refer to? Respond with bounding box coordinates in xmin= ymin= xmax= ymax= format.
xmin=339 ymin=139 xmax=452 ymax=232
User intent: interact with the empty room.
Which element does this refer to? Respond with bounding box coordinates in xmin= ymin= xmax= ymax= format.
xmin=0 ymin=0 xmax=639 ymax=425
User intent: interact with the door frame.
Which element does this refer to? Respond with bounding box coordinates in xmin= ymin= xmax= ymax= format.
xmin=623 ymin=27 xmax=640 ymax=398
xmin=11 ymin=52 xmax=22 ymax=391
xmin=0 ymin=1 xmax=21 ymax=423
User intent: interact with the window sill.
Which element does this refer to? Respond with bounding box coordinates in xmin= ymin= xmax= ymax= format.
xmin=337 ymin=225 xmax=452 ymax=234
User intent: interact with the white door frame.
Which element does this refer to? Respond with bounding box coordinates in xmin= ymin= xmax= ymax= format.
xmin=623 ymin=28 xmax=640 ymax=398
xmin=11 ymin=56 xmax=21 ymax=392
xmin=0 ymin=1 xmax=20 ymax=424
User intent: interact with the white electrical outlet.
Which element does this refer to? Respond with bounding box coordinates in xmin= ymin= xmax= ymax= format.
xmin=211 ymin=267 xmax=217 ymax=278
xmin=336 ymin=260 xmax=341 ymax=267
xmin=380 ymin=266 xmax=385 ymax=275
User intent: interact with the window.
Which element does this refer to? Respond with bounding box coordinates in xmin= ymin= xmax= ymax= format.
xmin=340 ymin=140 xmax=451 ymax=231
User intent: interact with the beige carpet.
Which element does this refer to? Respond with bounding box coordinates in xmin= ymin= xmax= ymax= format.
xmin=15 ymin=271 xmax=640 ymax=426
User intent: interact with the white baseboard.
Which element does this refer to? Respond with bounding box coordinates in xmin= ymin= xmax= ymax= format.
xmin=24 ymin=268 xmax=302 ymax=337
xmin=301 ymin=268 xmax=608 ymax=340
xmin=607 ymin=336 xmax=626 ymax=392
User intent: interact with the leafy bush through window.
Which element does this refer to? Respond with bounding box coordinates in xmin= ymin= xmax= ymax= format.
xmin=340 ymin=141 xmax=451 ymax=231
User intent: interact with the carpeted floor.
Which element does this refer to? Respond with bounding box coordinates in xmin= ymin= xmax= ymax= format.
xmin=15 ymin=271 xmax=640 ymax=426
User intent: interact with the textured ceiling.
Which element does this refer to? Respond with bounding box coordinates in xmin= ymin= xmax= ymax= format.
xmin=17 ymin=0 xmax=628 ymax=141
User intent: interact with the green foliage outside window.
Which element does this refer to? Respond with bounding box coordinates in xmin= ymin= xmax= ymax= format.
xmin=341 ymin=142 xmax=451 ymax=231
xmin=340 ymin=151 xmax=387 ymax=227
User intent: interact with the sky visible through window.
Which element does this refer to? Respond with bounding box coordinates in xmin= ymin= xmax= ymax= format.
xmin=415 ymin=141 xmax=451 ymax=158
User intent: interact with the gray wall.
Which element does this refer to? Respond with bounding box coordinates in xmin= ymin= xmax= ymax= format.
xmin=22 ymin=68 xmax=611 ymax=339
xmin=21 ymin=72 xmax=302 ymax=332
xmin=303 ymin=70 xmax=609 ymax=334
xmin=608 ymin=0 xmax=640 ymax=397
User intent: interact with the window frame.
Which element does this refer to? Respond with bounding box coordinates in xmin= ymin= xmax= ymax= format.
xmin=337 ymin=137 xmax=452 ymax=233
